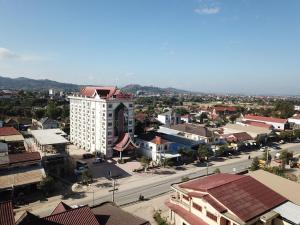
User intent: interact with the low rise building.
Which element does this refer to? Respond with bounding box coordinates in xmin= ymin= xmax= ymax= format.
xmin=16 ymin=201 xmax=149 ymax=225
xmin=0 ymin=127 xmax=25 ymax=153
xmin=159 ymin=123 xmax=220 ymax=144
xmin=288 ymin=114 xmax=300 ymax=129
xmin=157 ymin=110 xmax=181 ymax=127
xmin=166 ymin=173 xmax=298 ymax=225
xmin=136 ymin=132 xmax=199 ymax=161
xmin=223 ymin=123 xmax=271 ymax=139
xmin=33 ymin=117 xmax=59 ymax=130
xmin=242 ymin=114 xmax=288 ymax=130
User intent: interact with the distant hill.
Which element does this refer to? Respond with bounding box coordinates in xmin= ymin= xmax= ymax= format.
xmin=0 ymin=76 xmax=80 ymax=91
xmin=121 ymin=84 xmax=191 ymax=95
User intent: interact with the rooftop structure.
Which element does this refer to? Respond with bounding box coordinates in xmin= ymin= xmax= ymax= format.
xmin=223 ymin=123 xmax=270 ymax=139
xmin=167 ymin=173 xmax=288 ymax=225
xmin=0 ymin=127 xmax=24 ymax=142
xmin=17 ymin=201 xmax=149 ymax=225
xmin=242 ymin=114 xmax=288 ymax=130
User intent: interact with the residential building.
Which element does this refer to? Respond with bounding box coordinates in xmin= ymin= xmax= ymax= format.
xmin=167 ymin=173 xmax=298 ymax=225
xmin=223 ymin=123 xmax=271 ymax=140
xmin=221 ymin=132 xmax=254 ymax=150
xmin=288 ymin=114 xmax=300 ymax=129
xmin=0 ymin=151 xmax=45 ymax=192
xmin=69 ymin=86 xmax=135 ymax=158
xmin=157 ymin=110 xmax=181 ymax=127
xmin=159 ymin=123 xmax=220 ymax=144
xmin=136 ymin=131 xmax=199 ymax=161
xmin=16 ymin=201 xmax=150 ymax=225
xmin=242 ymin=114 xmax=288 ymax=130
xmin=181 ymin=114 xmax=191 ymax=123
xmin=0 ymin=127 xmax=25 ymax=153
xmin=295 ymin=105 xmax=300 ymax=111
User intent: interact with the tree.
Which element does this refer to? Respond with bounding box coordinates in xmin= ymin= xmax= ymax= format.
xmin=213 ymin=168 xmax=221 ymax=174
xmin=34 ymin=108 xmax=46 ymax=119
xmin=262 ymin=149 xmax=272 ymax=161
xmin=46 ymin=102 xmax=61 ymax=119
xmin=280 ymin=150 xmax=293 ymax=165
xmin=38 ymin=176 xmax=56 ymax=196
xmin=140 ymin=156 xmax=151 ymax=171
xmin=250 ymin=157 xmax=260 ymax=171
xmin=198 ymin=145 xmax=213 ymax=161
xmin=175 ymin=107 xmax=189 ymax=116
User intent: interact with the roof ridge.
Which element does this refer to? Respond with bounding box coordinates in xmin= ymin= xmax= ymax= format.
xmin=45 ymin=205 xmax=91 ymax=219
xmin=207 ymin=174 xmax=246 ymax=191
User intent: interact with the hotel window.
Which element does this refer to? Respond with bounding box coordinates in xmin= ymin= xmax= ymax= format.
xmin=108 ymin=122 xmax=112 ymax=127
xmin=129 ymin=120 xmax=133 ymax=125
xmin=108 ymin=104 xmax=112 ymax=108
xmin=193 ymin=202 xmax=202 ymax=212
xmin=129 ymin=103 xmax=133 ymax=108
xmin=108 ymin=113 xmax=112 ymax=117
xmin=129 ymin=129 xmax=133 ymax=133
xmin=108 ymin=141 xmax=112 ymax=145
xmin=206 ymin=211 xmax=217 ymax=222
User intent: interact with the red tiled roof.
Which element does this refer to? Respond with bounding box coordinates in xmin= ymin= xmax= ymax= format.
xmin=9 ymin=152 xmax=41 ymax=164
xmin=244 ymin=114 xmax=287 ymax=124
xmin=214 ymin=106 xmax=237 ymax=112
xmin=80 ymin=86 xmax=132 ymax=99
xmin=113 ymin=133 xmax=137 ymax=152
xmin=166 ymin=202 xmax=208 ymax=225
xmin=45 ymin=206 xmax=100 ymax=225
xmin=244 ymin=121 xmax=273 ymax=129
xmin=229 ymin=132 xmax=253 ymax=142
xmin=179 ymin=173 xmax=244 ymax=192
xmin=202 ymin=195 xmax=227 ymax=213
xmin=50 ymin=202 xmax=72 ymax=215
xmin=0 ymin=201 xmax=15 ymax=225
xmin=0 ymin=127 xmax=21 ymax=136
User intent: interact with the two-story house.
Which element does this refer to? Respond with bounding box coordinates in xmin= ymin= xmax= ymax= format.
xmin=166 ymin=173 xmax=298 ymax=225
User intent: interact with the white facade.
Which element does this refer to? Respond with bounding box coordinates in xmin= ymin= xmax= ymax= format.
xmin=157 ymin=110 xmax=181 ymax=127
xmin=69 ymin=87 xmax=134 ymax=158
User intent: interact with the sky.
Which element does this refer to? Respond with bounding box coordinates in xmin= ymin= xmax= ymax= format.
xmin=0 ymin=0 xmax=300 ymax=95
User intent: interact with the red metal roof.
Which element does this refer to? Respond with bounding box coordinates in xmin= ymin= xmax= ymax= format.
xmin=9 ymin=152 xmax=41 ymax=164
xmin=0 ymin=127 xmax=21 ymax=136
xmin=79 ymin=86 xmax=132 ymax=99
xmin=207 ymin=176 xmax=287 ymax=222
xmin=45 ymin=206 xmax=100 ymax=225
xmin=244 ymin=114 xmax=287 ymax=124
xmin=214 ymin=106 xmax=237 ymax=112
xmin=244 ymin=121 xmax=273 ymax=129
xmin=166 ymin=202 xmax=208 ymax=225
xmin=50 ymin=202 xmax=72 ymax=215
xmin=0 ymin=201 xmax=15 ymax=225
xmin=179 ymin=173 xmax=287 ymax=222
xmin=202 ymin=195 xmax=227 ymax=213
xmin=113 ymin=133 xmax=137 ymax=152
xmin=179 ymin=173 xmax=244 ymax=192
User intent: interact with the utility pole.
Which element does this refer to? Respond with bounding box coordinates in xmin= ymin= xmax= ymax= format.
xmin=112 ymin=179 xmax=116 ymax=203
xmin=206 ymin=161 xmax=209 ymax=176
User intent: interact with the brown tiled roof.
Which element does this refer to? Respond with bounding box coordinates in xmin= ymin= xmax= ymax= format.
xmin=92 ymin=202 xmax=150 ymax=225
xmin=0 ymin=127 xmax=21 ymax=136
xmin=225 ymin=132 xmax=253 ymax=142
xmin=168 ymin=124 xmax=213 ymax=137
xmin=0 ymin=201 xmax=15 ymax=225
xmin=9 ymin=152 xmax=41 ymax=164
xmin=166 ymin=202 xmax=208 ymax=225
xmin=113 ymin=133 xmax=138 ymax=152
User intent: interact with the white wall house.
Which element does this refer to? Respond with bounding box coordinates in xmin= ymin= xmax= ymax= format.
xmin=242 ymin=114 xmax=288 ymax=131
xmin=157 ymin=110 xmax=181 ymax=127
xmin=288 ymin=114 xmax=300 ymax=129
xmin=69 ymin=86 xmax=135 ymax=158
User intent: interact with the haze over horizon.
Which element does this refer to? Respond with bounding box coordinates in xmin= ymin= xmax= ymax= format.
xmin=0 ymin=0 xmax=300 ymax=95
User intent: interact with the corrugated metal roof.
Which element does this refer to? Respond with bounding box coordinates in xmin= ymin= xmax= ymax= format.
xmin=9 ymin=152 xmax=41 ymax=164
xmin=0 ymin=201 xmax=15 ymax=225
xmin=274 ymin=201 xmax=300 ymax=224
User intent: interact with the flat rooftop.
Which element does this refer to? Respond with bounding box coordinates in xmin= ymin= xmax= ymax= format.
xmin=30 ymin=129 xmax=69 ymax=146
xmin=0 ymin=166 xmax=45 ymax=189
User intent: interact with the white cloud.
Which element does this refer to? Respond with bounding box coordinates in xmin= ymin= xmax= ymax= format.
xmin=194 ymin=7 xmax=220 ymax=15
xmin=0 ymin=47 xmax=19 ymax=60
xmin=0 ymin=47 xmax=45 ymax=61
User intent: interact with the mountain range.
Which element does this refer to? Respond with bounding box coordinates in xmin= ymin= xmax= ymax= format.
xmin=0 ymin=76 xmax=189 ymax=94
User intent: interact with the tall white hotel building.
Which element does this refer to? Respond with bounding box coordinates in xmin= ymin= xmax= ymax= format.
xmin=69 ymin=86 xmax=136 ymax=158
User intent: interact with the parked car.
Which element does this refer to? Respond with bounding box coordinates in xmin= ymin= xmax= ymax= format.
xmin=93 ymin=157 xmax=104 ymax=164
xmin=279 ymin=140 xmax=285 ymax=144
xmin=259 ymin=146 xmax=267 ymax=152
xmin=83 ymin=153 xmax=94 ymax=159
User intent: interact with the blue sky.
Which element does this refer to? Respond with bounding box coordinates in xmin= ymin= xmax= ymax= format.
xmin=0 ymin=0 xmax=300 ymax=95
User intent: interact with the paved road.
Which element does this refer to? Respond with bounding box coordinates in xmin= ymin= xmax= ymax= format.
xmin=33 ymin=159 xmax=252 ymax=217
xmin=22 ymin=144 xmax=300 ymax=217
